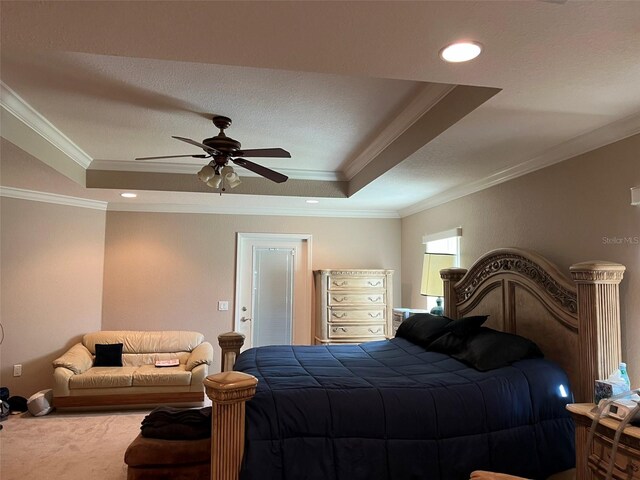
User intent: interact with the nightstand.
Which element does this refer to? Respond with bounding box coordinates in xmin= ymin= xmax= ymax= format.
xmin=392 ymin=308 xmax=429 ymax=335
xmin=567 ymin=403 xmax=640 ymax=479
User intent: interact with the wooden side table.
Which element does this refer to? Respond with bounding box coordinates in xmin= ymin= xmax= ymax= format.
xmin=567 ymin=403 xmax=640 ymax=479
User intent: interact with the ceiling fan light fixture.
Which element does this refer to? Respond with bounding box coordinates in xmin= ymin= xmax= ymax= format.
xmin=226 ymin=173 xmax=242 ymax=189
xmin=206 ymin=174 xmax=223 ymax=189
xmin=221 ymin=166 xmax=242 ymax=189
xmin=197 ymin=165 xmax=216 ymax=182
xmin=439 ymin=41 xmax=483 ymax=63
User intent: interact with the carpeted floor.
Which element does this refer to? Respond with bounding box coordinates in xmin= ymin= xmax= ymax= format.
xmin=0 ymin=406 xmax=575 ymax=480
xmin=0 ymin=409 xmax=149 ymax=480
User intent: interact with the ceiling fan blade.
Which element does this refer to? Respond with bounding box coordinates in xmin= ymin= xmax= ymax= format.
xmin=232 ymin=158 xmax=288 ymax=183
xmin=235 ymin=148 xmax=291 ymax=158
xmin=172 ymin=136 xmax=219 ymax=154
xmin=135 ymin=154 xmax=209 ymax=161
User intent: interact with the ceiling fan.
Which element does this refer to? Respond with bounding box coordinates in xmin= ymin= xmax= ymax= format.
xmin=136 ymin=115 xmax=290 ymax=190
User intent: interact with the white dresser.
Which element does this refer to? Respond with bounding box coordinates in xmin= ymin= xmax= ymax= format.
xmin=314 ymin=269 xmax=393 ymax=345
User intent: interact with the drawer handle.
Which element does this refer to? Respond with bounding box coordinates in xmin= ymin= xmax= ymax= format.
xmin=367 ymin=280 xmax=382 ymax=287
xmin=332 ymin=327 xmax=348 ymax=333
xmin=367 ymin=296 xmax=382 ymax=302
xmin=368 ymin=312 xmax=381 ymax=318
xmin=332 ymin=312 xmax=348 ymax=318
xmin=368 ymin=327 xmax=382 ymax=334
xmin=332 ymin=296 xmax=348 ymax=303
xmin=332 ymin=280 xmax=348 ymax=287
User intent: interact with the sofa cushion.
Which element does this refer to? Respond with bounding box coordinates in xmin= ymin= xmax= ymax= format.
xmin=69 ymin=366 xmax=137 ymax=389
xmin=83 ymin=331 xmax=204 ymax=355
xmin=123 ymin=352 xmax=190 ymax=368
xmin=133 ymin=365 xmax=192 ymax=387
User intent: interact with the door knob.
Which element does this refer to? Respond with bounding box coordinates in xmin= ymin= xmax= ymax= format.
xmin=240 ymin=316 xmax=252 ymax=322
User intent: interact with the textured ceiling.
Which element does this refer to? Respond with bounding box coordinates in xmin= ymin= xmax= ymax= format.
xmin=1 ymin=1 xmax=639 ymax=217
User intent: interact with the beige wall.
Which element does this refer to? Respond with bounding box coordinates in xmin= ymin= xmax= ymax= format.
xmin=402 ymin=133 xmax=640 ymax=385
xmin=0 ymin=197 xmax=106 ymax=397
xmin=2 ymin=131 xmax=636 ymax=397
xmin=102 ymin=212 xmax=401 ymax=371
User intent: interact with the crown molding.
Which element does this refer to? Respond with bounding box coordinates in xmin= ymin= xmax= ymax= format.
xmin=108 ymin=202 xmax=399 ymax=218
xmin=0 ymin=186 xmax=108 ymax=210
xmin=89 ymin=160 xmax=342 ymax=181
xmin=0 ymin=186 xmax=398 ymax=217
xmin=342 ymin=82 xmax=456 ymax=180
xmin=0 ymin=82 xmax=93 ymax=169
xmin=400 ymin=111 xmax=640 ymax=217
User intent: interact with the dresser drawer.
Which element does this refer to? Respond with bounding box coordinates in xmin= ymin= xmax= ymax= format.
xmin=329 ymin=308 xmax=385 ymax=323
xmin=328 ymin=323 xmax=386 ymax=339
xmin=328 ymin=293 xmax=385 ymax=305
xmin=327 ymin=275 xmax=386 ymax=290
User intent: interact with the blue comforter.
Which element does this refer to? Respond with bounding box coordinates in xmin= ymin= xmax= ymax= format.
xmin=234 ymin=337 xmax=575 ymax=480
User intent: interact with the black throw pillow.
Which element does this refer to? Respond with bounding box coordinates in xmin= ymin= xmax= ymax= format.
xmin=395 ymin=313 xmax=451 ymax=347
xmin=94 ymin=343 xmax=123 ymax=367
xmin=452 ymin=327 xmax=544 ymax=371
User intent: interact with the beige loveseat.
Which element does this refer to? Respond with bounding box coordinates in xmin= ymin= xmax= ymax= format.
xmin=52 ymin=331 xmax=213 ymax=408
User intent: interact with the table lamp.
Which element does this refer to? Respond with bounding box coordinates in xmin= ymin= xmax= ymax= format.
xmin=420 ymin=253 xmax=456 ymax=315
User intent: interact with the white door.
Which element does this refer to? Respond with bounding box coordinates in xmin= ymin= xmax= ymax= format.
xmin=235 ymin=233 xmax=312 ymax=350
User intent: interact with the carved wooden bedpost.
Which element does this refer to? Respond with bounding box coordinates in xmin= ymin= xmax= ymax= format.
xmin=218 ymin=332 xmax=245 ymax=372
xmin=441 ymin=268 xmax=467 ymax=319
xmin=204 ymin=371 xmax=258 ymax=480
xmin=570 ymin=261 xmax=626 ymax=404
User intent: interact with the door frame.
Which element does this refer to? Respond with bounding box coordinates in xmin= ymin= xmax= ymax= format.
xmin=234 ymin=232 xmax=313 ymax=346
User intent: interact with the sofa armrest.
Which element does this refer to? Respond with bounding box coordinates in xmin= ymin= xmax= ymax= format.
xmin=52 ymin=343 xmax=93 ymax=374
xmin=185 ymin=341 xmax=213 ymax=371
xmin=189 ymin=363 xmax=209 ymax=392
xmin=53 ymin=366 xmax=75 ymax=397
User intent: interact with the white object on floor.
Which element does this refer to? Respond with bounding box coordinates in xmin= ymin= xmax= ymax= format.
xmin=27 ymin=389 xmax=53 ymax=417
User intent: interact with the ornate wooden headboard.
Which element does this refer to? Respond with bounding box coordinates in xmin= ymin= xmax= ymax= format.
xmin=441 ymin=248 xmax=625 ymax=403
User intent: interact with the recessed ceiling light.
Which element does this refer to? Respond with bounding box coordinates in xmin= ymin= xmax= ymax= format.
xmin=306 ymin=200 xmax=319 ymax=204
xmin=439 ymin=41 xmax=483 ymax=63
xmin=120 ymin=192 xmax=137 ymax=198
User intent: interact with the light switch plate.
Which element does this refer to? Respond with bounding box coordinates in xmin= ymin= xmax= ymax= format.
xmin=218 ymin=301 xmax=229 ymax=311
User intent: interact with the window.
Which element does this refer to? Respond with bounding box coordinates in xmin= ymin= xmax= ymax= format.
xmin=422 ymin=227 xmax=461 ymax=312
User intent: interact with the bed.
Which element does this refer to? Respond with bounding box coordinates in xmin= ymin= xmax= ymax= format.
xmin=204 ymin=248 xmax=626 ymax=480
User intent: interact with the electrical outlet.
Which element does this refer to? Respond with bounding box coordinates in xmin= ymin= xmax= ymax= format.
xmin=13 ymin=364 xmax=22 ymax=377
xmin=218 ymin=301 xmax=229 ymax=311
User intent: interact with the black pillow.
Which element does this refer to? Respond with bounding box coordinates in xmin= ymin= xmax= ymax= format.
xmin=441 ymin=315 xmax=488 ymax=337
xmin=94 ymin=343 xmax=123 ymax=367
xmin=395 ymin=313 xmax=451 ymax=347
xmin=452 ymin=327 xmax=544 ymax=371
xmin=427 ymin=331 xmax=467 ymax=355
xmin=426 ymin=315 xmax=489 ymax=355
